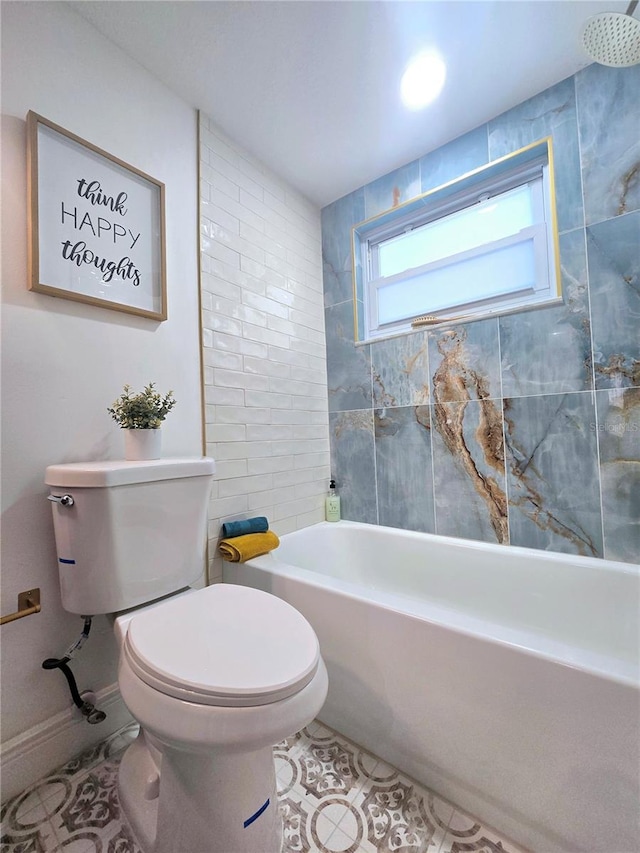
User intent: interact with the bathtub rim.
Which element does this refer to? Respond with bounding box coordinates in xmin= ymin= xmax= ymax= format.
xmin=273 ymin=520 xmax=640 ymax=575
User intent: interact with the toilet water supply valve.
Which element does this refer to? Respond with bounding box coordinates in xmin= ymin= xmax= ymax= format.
xmin=42 ymin=616 xmax=107 ymax=724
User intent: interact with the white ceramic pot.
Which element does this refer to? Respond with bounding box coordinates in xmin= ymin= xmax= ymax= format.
xmin=124 ymin=428 xmax=162 ymax=461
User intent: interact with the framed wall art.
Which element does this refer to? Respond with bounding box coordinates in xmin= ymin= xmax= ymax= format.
xmin=27 ymin=111 xmax=167 ymax=321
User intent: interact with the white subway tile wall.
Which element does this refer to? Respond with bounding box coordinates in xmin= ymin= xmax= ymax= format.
xmin=200 ymin=115 xmax=330 ymax=581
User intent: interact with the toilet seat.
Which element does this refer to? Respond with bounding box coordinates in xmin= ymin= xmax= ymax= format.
xmin=122 ymin=584 xmax=320 ymax=707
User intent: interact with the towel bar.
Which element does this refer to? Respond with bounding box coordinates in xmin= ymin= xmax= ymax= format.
xmin=1 ymin=588 xmax=41 ymax=625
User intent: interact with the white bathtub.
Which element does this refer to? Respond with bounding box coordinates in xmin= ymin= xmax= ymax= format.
xmin=225 ymin=520 xmax=640 ymax=853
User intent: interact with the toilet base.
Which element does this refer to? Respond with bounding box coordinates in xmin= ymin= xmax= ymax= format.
xmin=118 ymin=731 xmax=161 ymax=850
xmin=118 ymin=729 xmax=282 ymax=853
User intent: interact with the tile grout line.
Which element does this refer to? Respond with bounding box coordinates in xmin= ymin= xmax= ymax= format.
xmin=573 ymin=74 xmax=607 ymax=561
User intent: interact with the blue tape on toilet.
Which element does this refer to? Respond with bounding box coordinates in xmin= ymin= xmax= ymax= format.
xmin=58 ymin=558 xmax=76 ymax=564
xmin=243 ymin=798 xmax=269 ymax=828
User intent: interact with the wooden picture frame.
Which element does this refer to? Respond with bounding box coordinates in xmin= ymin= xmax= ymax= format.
xmin=27 ymin=111 xmax=167 ymax=321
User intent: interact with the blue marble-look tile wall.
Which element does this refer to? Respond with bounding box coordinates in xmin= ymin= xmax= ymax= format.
xmin=322 ymin=63 xmax=640 ymax=564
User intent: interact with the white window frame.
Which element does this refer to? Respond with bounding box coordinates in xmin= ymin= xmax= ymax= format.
xmin=359 ymin=149 xmax=560 ymax=341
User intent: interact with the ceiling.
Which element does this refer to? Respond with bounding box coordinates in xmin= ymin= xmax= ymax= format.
xmin=69 ymin=0 xmax=628 ymax=208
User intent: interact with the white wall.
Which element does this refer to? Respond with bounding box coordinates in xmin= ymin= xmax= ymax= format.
xmin=200 ymin=115 xmax=329 ymax=581
xmin=1 ymin=2 xmax=202 ymax=798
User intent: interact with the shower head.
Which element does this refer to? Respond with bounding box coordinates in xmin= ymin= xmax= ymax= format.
xmin=581 ymin=0 xmax=640 ymax=66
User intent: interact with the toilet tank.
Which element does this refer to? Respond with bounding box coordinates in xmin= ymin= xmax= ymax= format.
xmin=45 ymin=458 xmax=215 ymax=615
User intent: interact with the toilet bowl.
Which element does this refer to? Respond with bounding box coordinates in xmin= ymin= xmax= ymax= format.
xmin=114 ymin=583 xmax=328 ymax=853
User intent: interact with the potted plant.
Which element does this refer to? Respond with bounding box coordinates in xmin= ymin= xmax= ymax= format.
xmin=108 ymin=383 xmax=176 ymax=460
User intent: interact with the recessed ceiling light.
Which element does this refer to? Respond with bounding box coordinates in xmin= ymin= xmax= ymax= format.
xmin=400 ymin=52 xmax=446 ymax=110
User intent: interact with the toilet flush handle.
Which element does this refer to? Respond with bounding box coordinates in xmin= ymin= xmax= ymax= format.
xmin=47 ymin=494 xmax=75 ymax=508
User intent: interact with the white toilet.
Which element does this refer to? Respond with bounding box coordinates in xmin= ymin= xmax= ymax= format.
xmin=45 ymin=458 xmax=328 ymax=853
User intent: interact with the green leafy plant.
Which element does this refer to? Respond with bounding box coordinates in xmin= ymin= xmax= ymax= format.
xmin=108 ymin=383 xmax=176 ymax=430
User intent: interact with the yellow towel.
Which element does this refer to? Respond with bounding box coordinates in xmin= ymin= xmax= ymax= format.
xmin=219 ymin=531 xmax=280 ymax=562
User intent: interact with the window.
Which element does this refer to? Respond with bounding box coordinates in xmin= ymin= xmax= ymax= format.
xmin=354 ymin=139 xmax=560 ymax=341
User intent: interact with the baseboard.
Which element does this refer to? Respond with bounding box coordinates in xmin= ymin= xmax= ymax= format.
xmin=0 ymin=682 xmax=133 ymax=803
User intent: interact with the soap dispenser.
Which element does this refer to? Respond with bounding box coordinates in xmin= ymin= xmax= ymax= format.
xmin=325 ymin=479 xmax=341 ymax=522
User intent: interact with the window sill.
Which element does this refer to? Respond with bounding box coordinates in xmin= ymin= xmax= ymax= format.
xmin=356 ymin=296 xmax=564 ymax=347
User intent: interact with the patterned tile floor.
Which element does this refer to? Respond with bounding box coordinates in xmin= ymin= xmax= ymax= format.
xmin=1 ymin=720 xmax=527 ymax=853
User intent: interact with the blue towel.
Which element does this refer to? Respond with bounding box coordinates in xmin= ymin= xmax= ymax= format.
xmin=221 ymin=516 xmax=269 ymax=538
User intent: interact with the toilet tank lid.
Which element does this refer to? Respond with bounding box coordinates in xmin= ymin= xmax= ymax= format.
xmin=45 ymin=457 xmax=215 ymax=488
